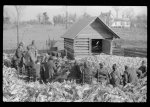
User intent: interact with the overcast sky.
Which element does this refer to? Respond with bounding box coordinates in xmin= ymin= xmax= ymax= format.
xmin=4 ymin=6 xmax=147 ymax=21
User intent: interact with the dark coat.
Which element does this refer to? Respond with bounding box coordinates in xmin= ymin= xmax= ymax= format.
xmin=137 ymin=65 xmax=147 ymax=78
xmin=110 ymin=71 xmax=121 ymax=87
xmin=122 ymin=70 xmax=129 ymax=86
xmin=82 ymin=66 xmax=92 ymax=84
xmin=127 ymin=68 xmax=138 ymax=84
xmin=12 ymin=46 xmax=25 ymax=70
xmin=68 ymin=64 xmax=81 ymax=81
xmin=15 ymin=46 xmax=24 ymax=59
xmin=96 ymin=68 xmax=109 ymax=82
xmin=44 ymin=60 xmax=56 ymax=80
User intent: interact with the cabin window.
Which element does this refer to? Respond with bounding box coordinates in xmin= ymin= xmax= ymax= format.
xmin=91 ymin=39 xmax=103 ymax=53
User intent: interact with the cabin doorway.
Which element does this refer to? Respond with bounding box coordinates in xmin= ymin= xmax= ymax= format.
xmin=91 ymin=39 xmax=103 ymax=53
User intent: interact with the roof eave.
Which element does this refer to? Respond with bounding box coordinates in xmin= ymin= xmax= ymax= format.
xmin=96 ymin=17 xmax=120 ymax=39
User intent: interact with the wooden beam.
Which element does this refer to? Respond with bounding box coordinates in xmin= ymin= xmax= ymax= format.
xmin=75 ymin=39 xmax=89 ymax=42
xmin=74 ymin=48 xmax=89 ymax=51
xmin=74 ymin=53 xmax=89 ymax=56
xmin=75 ymin=41 xmax=89 ymax=43
xmin=64 ymin=42 xmax=73 ymax=47
xmin=64 ymin=43 xmax=73 ymax=47
xmin=74 ymin=50 xmax=89 ymax=53
xmin=64 ymin=41 xmax=73 ymax=45
xmin=64 ymin=38 xmax=74 ymax=43
xmin=64 ymin=46 xmax=73 ymax=52
xmin=74 ymin=43 xmax=89 ymax=45
xmin=64 ymin=46 xmax=74 ymax=53
xmin=64 ymin=43 xmax=74 ymax=49
xmin=74 ymin=47 xmax=89 ymax=50
xmin=64 ymin=38 xmax=73 ymax=41
xmin=64 ymin=44 xmax=73 ymax=50
xmin=89 ymin=38 xmax=91 ymax=55
xmin=74 ymin=44 xmax=89 ymax=47
xmin=75 ymin=46 xmax=89 ymax=49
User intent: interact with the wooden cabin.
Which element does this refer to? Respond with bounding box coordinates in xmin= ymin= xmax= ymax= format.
xmin=61 ymin=17 xmax=120 ymax=59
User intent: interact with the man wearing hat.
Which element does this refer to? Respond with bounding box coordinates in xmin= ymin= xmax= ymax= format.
xmin=13 ymin=42 xmax=25 ymax=75
xmin=43 ymin=56 xmax=57 ymax=82
xmin=96 ymin=63 xmax=109 ymax=84
xmin=137 ymin=60 xmax=147 ymax=79
xmin=27 ymin=40 xmax=38 ymax=63
xmin=109 ymin=64 xmax=122 ymax=88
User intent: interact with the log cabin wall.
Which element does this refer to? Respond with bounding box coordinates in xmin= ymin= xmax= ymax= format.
xmin=74 ymin=35 xmax=90 ymax=57
xmin=64 ymin=38 xmax=74 ymax=59
xmin=74 ymin=25 xmax=105 ymax=57
xmin=62 ymin=17 xmax=120 ymax=58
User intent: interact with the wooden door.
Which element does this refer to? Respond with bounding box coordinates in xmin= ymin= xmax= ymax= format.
xmin=102 ymin=39 xmax=112 ymax=54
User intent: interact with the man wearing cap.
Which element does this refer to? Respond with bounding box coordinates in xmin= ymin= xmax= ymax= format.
xmin=96 ymin=63 xmax=109 ymax=84
xmin=13 ymin=42 xmax=25 ymax=75
xmin=44 ymin=56 xmax=57 ymax=82
xmin=82 ymin=62 xmax=93 ymax=84
xmin=122 ymin=65 xmax=130 ymax=86
xmin=24 ymin=46 xmax=36 ymax=82
xmin=137 ymin=61 xmax=147 ymax=79
xmin=27 ymin=40 xmax=38 ymax=63
xmin=109 ymin=64 xmax=122 ymax=87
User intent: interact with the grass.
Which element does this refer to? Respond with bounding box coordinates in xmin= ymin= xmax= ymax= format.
xmin=3 ymin=24 xmax=67 ymax=50
xmin=3 ymin=24 xmax=147 ymax=52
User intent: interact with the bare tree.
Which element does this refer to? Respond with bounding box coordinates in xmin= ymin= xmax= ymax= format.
xmin=83 ymin=12 xmax=91 ymax=18
xmin=122 ymin=7 xmax=134 ymax=20
xmin=14 ymin=6 xmax=25 ymax=47
xmin=112 ymin=6 xmax=120 ymax=18
xmin=65 ymin=6 xmax=68 ymax=29
xmin=60 ymin=6 xmax=68 ymax=29
xmin=3 ymin=7 xmax=10 ymax=24
xmin=37 ymin=13 xmax=42 ymax=24
xmin=42 ymin=12 xmax=49 ymax=24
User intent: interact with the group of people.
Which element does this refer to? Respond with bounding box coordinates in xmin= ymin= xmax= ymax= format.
xmin=94 ymin=60 xmax=147 ymax=87
xmin=68 ymin=59 xmax=147 ymax=87
xmin=11 ymin=41 xmax=147 ymax=87
xmin=12 ymin=40 xmax=65 ymax=83
xmin=12 ymin=40 xmax=38 ymax=80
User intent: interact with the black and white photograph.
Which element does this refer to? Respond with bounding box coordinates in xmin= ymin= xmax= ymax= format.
xmin=3 ymin=5 xmax=147 ymax=102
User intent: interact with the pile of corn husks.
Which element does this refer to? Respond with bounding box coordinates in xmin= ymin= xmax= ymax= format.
xmin=3 ymin=54 xmax=147 ymax=102
xmin=76 ymin=55 xmax=147 ymax=74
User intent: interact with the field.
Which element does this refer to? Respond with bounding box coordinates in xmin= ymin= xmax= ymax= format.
xmin=3 ymin=24 xmax=67 ymax=50
xmin=3 ymin=23 xmax=147 ymax=102
xmin=3 ymin=24 xmax=147 ymax=55
xmin=3 ymin=53 xmax=147 ymax=102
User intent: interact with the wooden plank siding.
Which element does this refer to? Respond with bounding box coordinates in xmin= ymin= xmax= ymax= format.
xmin=74 ymin=36 xmax=91 ymax=57
xmin=64 ymin=43 xmax=74 ymax=49
xmin=64 ymin=38 xmax=74 ymax=59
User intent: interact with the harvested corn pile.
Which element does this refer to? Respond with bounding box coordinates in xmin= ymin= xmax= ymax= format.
xmin=3 ymin=54 xmax=147 ymax=102
xmin=76 ymin=55 xmax=147 ymax=74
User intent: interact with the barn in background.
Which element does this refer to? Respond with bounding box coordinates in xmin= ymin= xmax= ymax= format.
xmin=61 ymin=17 xmax=120 ymax=59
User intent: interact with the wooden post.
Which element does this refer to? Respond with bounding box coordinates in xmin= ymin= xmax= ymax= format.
xmin=65 ymin=49 xmax=67 ymax=57
xmin=89 ymin=38 xmax=91 ymax=55
xmin=110 ymin=39 xmax=113 ymax=55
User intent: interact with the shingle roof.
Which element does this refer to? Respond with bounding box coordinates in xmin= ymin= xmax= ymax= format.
xmin=61 ymin=16 xmax=120 ymax=39
xmin=61 ymin=17 xmax=96 ymax=39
